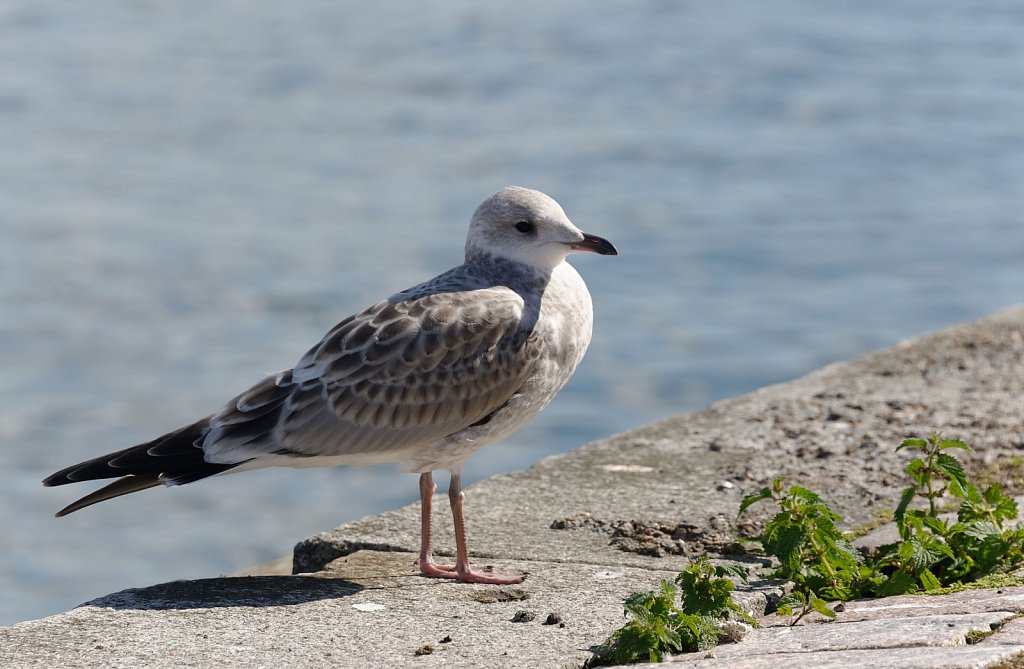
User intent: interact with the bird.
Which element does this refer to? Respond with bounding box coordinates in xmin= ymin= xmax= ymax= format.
xmin=44 ymin=186 xmax=617 ymax=585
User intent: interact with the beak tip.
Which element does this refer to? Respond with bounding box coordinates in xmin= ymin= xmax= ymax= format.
xmin=575 ymin=233 xmax=618 ymax=256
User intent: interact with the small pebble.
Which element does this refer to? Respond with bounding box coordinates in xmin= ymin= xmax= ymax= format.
xmin=511 ymin=610 xmax=536 ymax=623
xmin=542 ymin=613 xmax=563 ymax=625
xmin=719 ymin=621 xmax=751 ymax=643
xmin=414 ymin=645 xmax=433 ymax=656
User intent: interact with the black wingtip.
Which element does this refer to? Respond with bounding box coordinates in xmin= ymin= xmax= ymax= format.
xmin=52 ymin=474 xmax=164 ymax=517
xmin=42 ymin=472 xmax=67 ymax=488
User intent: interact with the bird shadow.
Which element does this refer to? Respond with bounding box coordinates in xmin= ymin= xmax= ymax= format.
xmin=85 ymin=575 xmax=363 ymax=611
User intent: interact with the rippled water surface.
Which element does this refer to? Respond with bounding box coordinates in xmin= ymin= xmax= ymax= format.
xmin=1 ymin=1 xmax=1022 ymax=625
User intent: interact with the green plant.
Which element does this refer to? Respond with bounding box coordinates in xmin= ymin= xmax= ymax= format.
xmin=585 ymin=558 xmax=754 ymax=667
xmin=866 ymin=433 xmax=1024 ymax=596
xmin=739 ymin=478 xmax=862 ymax=624
xmin=592 ymin=433 xmax=1024 ymax=663
xmin=742 ymin=433 xmax=1024 ymax=620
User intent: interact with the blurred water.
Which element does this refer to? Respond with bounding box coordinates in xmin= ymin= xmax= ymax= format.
xmin=1 ymin=1 xmax=1022 ymax=625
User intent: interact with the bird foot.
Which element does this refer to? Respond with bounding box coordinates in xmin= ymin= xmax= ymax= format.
xmin=419 ymin=561 xmax=526 ymax=585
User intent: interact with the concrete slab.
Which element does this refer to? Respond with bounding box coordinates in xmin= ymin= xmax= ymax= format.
xmin=4 ymin=305 xmax=1024 ymax=668
xmin=0 ymin=554 xmax=722 ymax=669
xmin=660 ymin=646 xmax=1024 ymax=669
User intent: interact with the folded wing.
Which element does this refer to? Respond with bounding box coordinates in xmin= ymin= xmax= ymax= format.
xmin=43 ymin=281 xmax=542 ymax=515
xmin=202 ymin=285 xmax=541 ymax=464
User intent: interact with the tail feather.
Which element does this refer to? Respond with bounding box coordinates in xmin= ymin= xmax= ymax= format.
xmin=54 ymin=474 xmax=163 ymax=517
xmin=44 ymin=416 xmax=246 ymax=516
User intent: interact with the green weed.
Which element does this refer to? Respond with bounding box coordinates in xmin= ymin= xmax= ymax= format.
xmin=742 ymin=433 xmax=1024 ymax=619
xmin=585 ymin=558 xmax=755 ymax=667
xmin=739 ymin=478 xmax=861 ymax=623
xmin=589 ymin=433 xmax=1024 ymax=665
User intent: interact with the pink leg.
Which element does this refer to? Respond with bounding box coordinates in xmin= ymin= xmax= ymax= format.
xmin=416 ymin=471 xmax=525 ymax=585
xmin=418 ymin=472 xmax=456 ymax=576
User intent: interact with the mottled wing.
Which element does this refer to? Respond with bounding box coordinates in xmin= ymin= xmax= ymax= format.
xmin=202 ymin=286 xmax=540 ymax=464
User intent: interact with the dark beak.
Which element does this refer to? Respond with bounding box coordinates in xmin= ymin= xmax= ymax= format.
xmin=570 ymin=233 xmax=618 ymax=256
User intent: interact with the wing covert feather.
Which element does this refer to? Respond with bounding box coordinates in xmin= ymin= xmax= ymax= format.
xmin=203 ymin=286 xmax=541 ymax=463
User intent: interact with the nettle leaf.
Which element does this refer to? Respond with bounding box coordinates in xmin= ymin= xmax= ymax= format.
xmin=829 ymin=536 xmax=863 ymax=569
xmin=905 ymin=458 xmax=929 ymax=485
xmin=761 ymin=514 xmax=795 ymax=550
xmin=918 ymin=568 xmax=942 ymax=591
xmin=936 ymin=541 xmax=957 ymax=562
xmin=775 ymin=592 xmax=805 ymax=616
xmin=811 ymin=532 xmax=860 ymax=577
xmin=813 ymin=503 xmax=844 ymax=526
xmin=922 ymin=533 xmax=956 ymax=561
xmin=958 ymin=521 xmax=1002 ymax=542
xmin=904 ymin=508 xmax=930 ymax=525
xmin=898 ymin=438 xmax=928 ymax=452
xmin=788 ymin=485 xmax=823 ymax=504
xmin=714 ymin=563 xmax=750 ymax=582
xmin=770 ymin=526 xmax=810 ymax=576
xmin=781 ymin=538 xmax=810 ymax=577
xmin=810 ymin=524 xmax=840 ymax=547
xmin=894 ymin=486 xmax=917 ymax=537
xmin=876 ymin=569 xmax=919 ymax=597
xmin=964 ymin=534 xmax=1012 ymax=575
xmin=959 ymin=483 xmax=992 ymax=523
xmin=938 ymin=438 xmax=970 ymax=451
xmin=739 ymin=486 xmax=774 ymax=517
xmin=676 ymin=560 xmax=735 ymax=617
xmin=921 ymin=515 xmax=950 ymax=536
xmin=898 ymin=536 xmax=949 ymax=570
xmin=935 ymin=453 xmax=968 ymax=490
xmin=947 ymin=521 xmax=971 ymax=536
xmin=870 ymin=541 xmax=900 ymax=566
xmin=636 ymin=612 xmax=682 ymax=660
xmin=622 ymin=590 xmax=651 ymax=616
xmin=983 ymin=484 xmax=1018 ymax=524
xmin=588 ymin=613 xmax=678 ymax=667
xmin=983 ymin=482 xmax=1009 ymax=505
xmin=965 ymin=481 xmax=985 ymax=502
xmin=674 ymin=613 xmax=720 ymax=652
xmin=896 ymin=539 xmax=916 ymax=563
xmin=958 ymin=479 xmax=1015 ymax=528
xmin=808 ymin=594 xmax=836 ymax=619
xmin=624 ymin=581 xmax=678 ymax=620
xmin=994 ymin=496 xmax=1019 ymax=524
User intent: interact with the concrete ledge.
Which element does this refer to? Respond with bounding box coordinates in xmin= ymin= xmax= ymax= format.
xmin=4 ymin=305 xmax=1024 ymax=668
xmin=296 ymin=305 xmax=1024 ymax=576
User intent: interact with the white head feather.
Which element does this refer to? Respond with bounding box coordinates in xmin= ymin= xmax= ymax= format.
xmin=465 ymin=186 xmax=592 ymax=271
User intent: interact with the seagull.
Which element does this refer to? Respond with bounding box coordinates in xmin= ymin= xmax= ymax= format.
xmin=43 ymin=186 xmax=617 ymax=585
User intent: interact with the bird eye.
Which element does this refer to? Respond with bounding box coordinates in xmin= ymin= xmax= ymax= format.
xmin=515 ymin=220 xmax=535 ymax=234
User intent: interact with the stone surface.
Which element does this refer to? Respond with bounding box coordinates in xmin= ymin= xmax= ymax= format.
xmin=2 ymin=553 xmax=770 ymax=669
xmin=658 ymin=646 xmax=1024 ymax=669
xmin=661 ymin=588 xmax=1024 ymax=668
xmin=294 ymin=306 xmax=1024 ymax=577
xmin=3 ymin=305 xmax=1024 ymax=668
